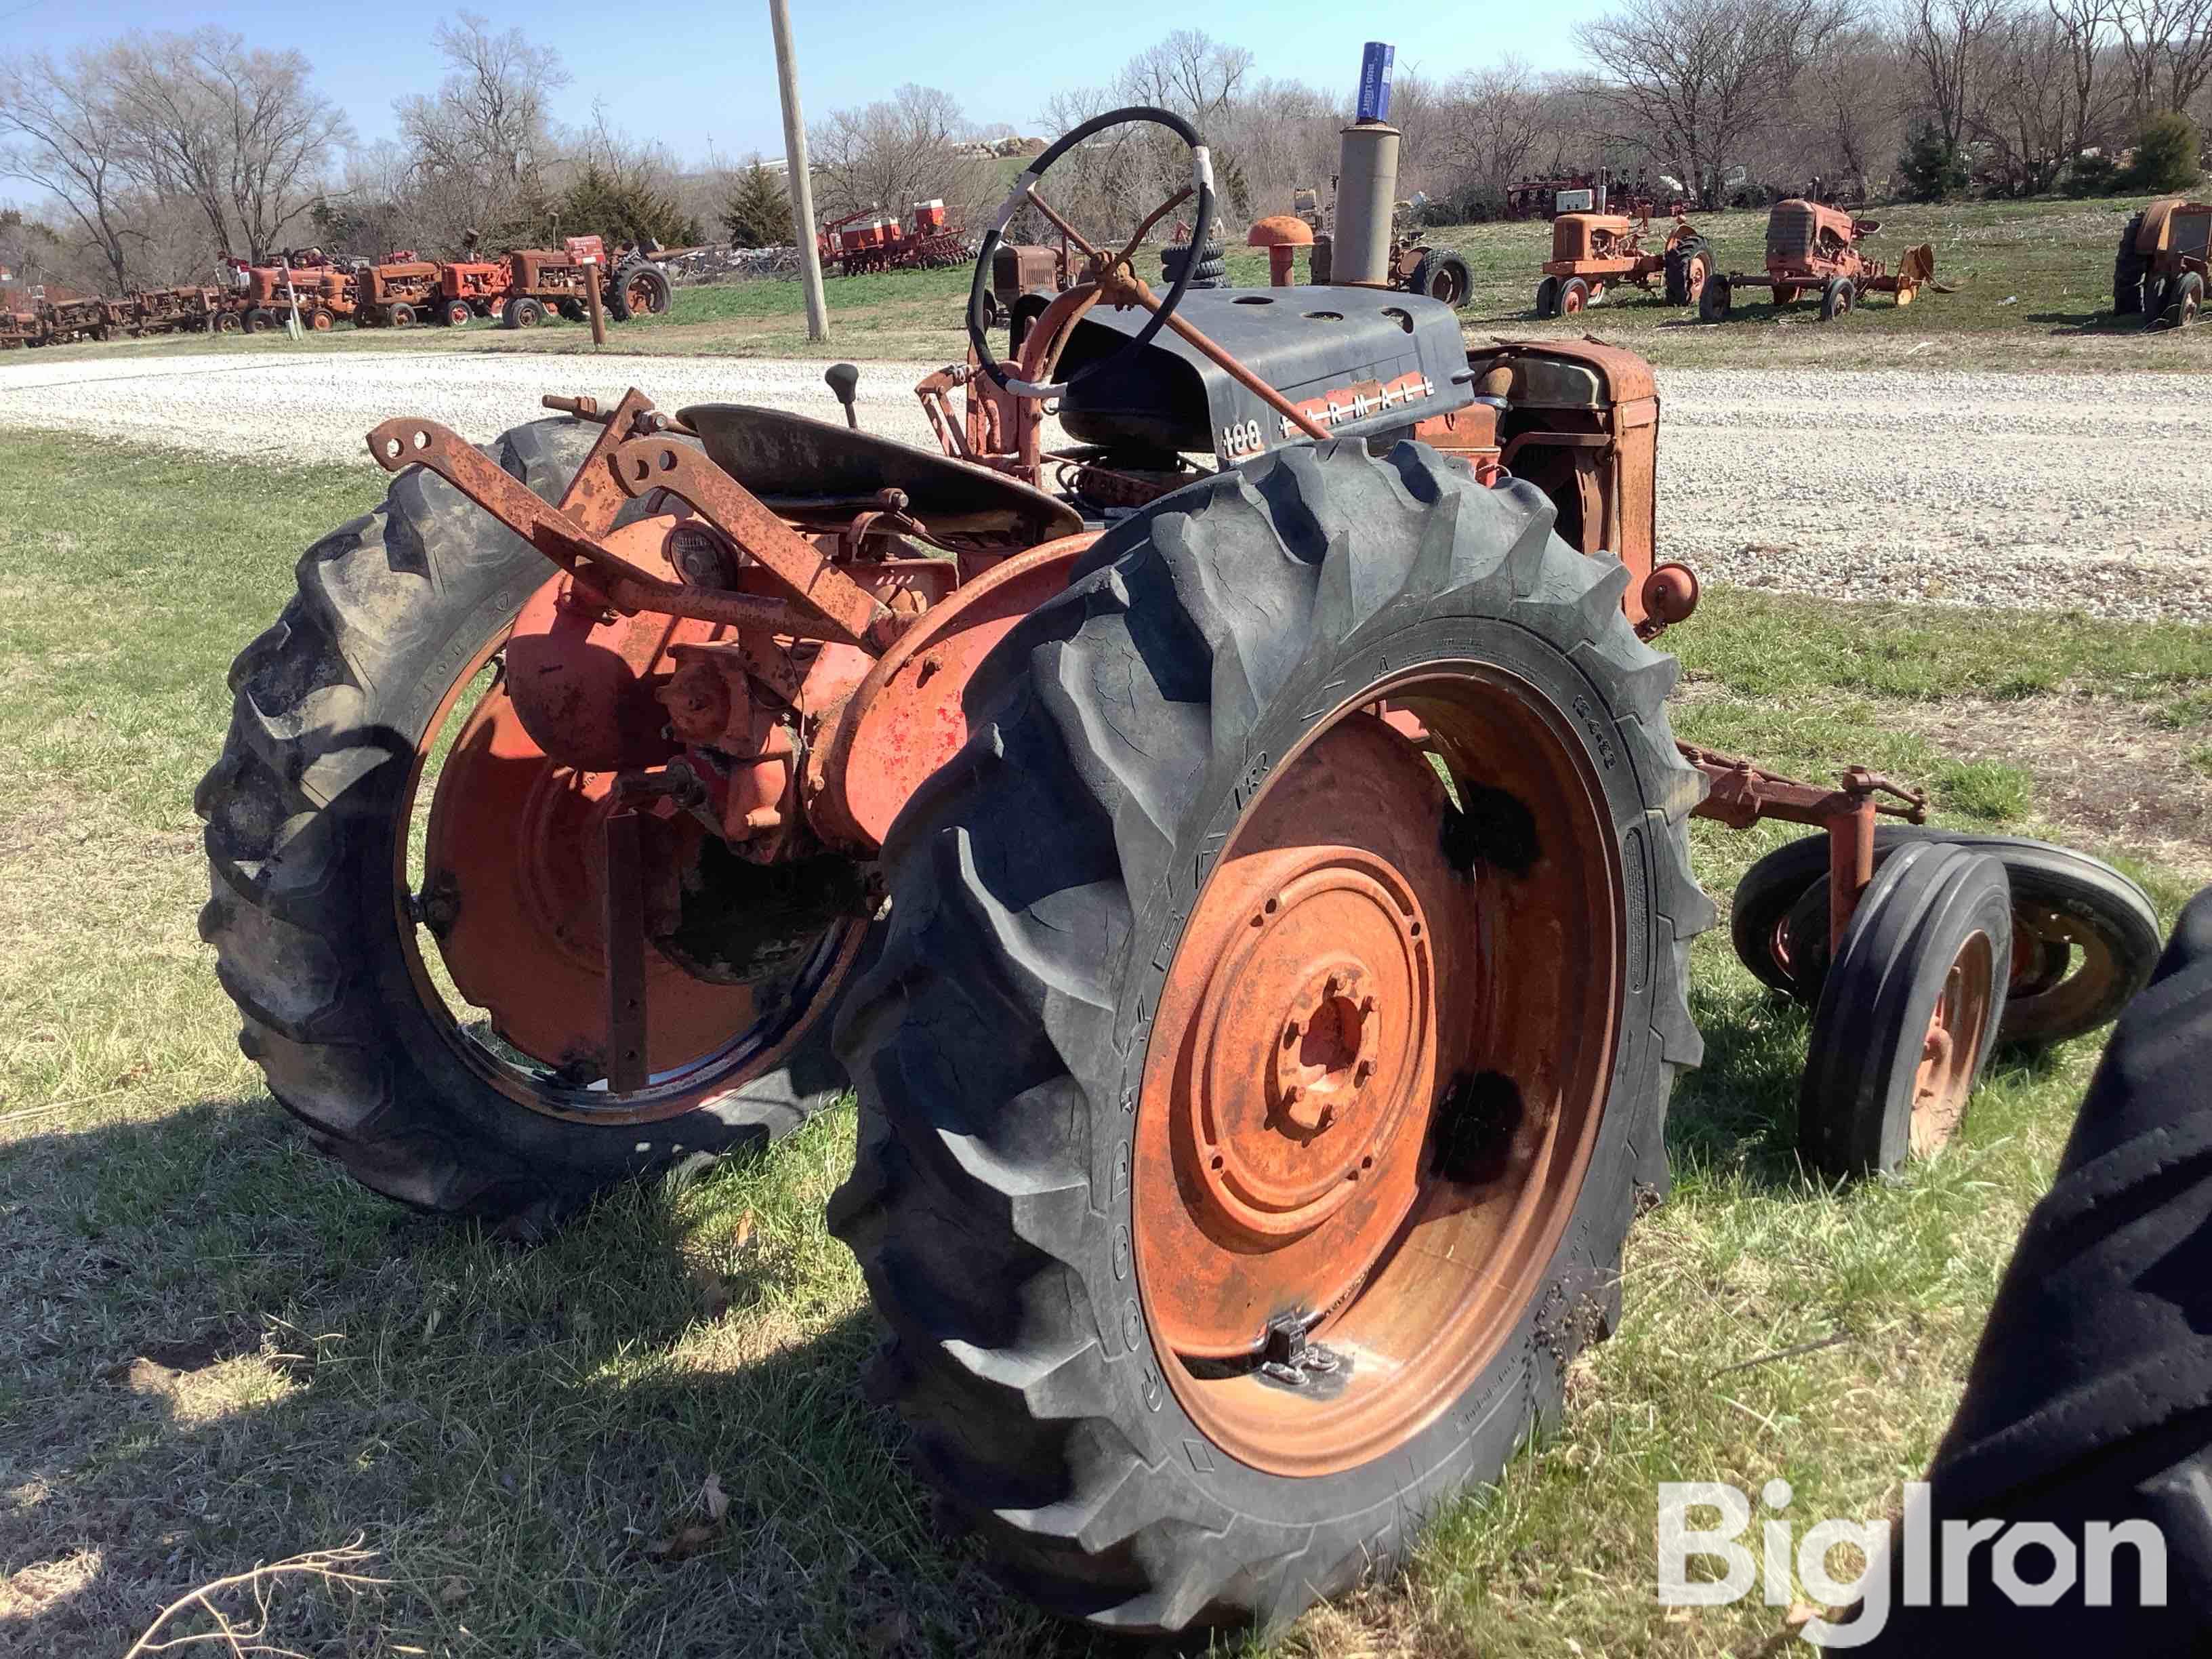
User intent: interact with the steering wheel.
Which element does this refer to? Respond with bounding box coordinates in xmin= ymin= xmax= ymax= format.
xmin=966 ymin=106 xmax=1215 ymax=400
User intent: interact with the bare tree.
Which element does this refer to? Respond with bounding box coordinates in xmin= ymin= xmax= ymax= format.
xmin=2045 ymin=0 xmax=2123 ymax=165
xmin=1576 ymin=0 xmax=1851 ymax=201
xmin=1976 ymin=7 xmax=2076 ymax=190
xmin=2114 ymin=0 xmax=2212 ymax=119
xmin=809 ymin=84 xmax=993 ymax=227
xmin=1781 ymin=28 xmax=1908 ymax=194
xmin=395 ymin=14 xmax=568 ymax=248
xmin=108 ymin=30 xmax=349 ymax=262
xmin=0 ymin=48 xmax=138 ymax=289
xmin=1435 ymin=58 xmax=1561 ymax=208
xmin=1900 ymin=0 xmax=2010 ymax=150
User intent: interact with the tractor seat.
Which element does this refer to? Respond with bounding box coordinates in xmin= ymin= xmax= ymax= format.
xmin=678 ymin=403 xmax=1083 ymax=543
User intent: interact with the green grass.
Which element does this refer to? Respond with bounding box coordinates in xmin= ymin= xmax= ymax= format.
xmin=11 ymin=192 xmax=2207 ymax=375
xmin=0 ymin=432 xmax=2207 ymax=1655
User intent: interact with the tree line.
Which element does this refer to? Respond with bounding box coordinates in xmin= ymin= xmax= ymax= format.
xmin=5 ymin=8 xmax=2207 ymax=298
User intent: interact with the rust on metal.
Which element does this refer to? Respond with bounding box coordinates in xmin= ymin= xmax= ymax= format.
xmin=1136 ymin=672 xmax=1621 ymax=1478
xmin=600 ymin=807 xmax=650 ymax=1092
xmin=804 ymin=535 xmax=1097 ymax=851
xmin=609 ymin=434 xmax=900 ymax=651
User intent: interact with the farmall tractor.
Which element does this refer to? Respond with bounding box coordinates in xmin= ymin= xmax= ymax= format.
xmin=1534 ymin=210 xmax=1711 ymax=316
xmin=2112 ymin=194 xmax=2210 ymax=329
xmin=1700 ymin=199 xmax=1937 ymax=322
xmin=200 ymin=108 xmax=2156 ymax=1635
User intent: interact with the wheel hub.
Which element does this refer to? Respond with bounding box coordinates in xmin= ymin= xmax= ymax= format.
xmin=1181 ymin=849 xmax=1433 ymax=1243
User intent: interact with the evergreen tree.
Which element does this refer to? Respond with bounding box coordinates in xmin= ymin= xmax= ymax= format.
xmin=1899 ymin=125 xmax=1969 ymax=202
xmin=2122 ymin=113 xmax=2203 ymax=194
xmin=721 ymin=163 xmax=795 ymax=247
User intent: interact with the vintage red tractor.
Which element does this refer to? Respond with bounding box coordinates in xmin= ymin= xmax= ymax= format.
xmin=201 ymin=106 xmax=2156 ymax=1639
xmin=1700 ymin=199 xmax=1936 ymax=322
xmin=491 ymin=247 xmax=673 ymax=328
xmin=1534 ymin=211 xmax=1710 ymax=315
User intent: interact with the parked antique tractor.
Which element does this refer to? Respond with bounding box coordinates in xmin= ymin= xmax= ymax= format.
xmin=495 ymin=247 xmax=673 ymax=328
xmin=1700 ymin=199 xmax=1936 ymax=322
xmin=1534 ymin=211 xmax=1709 ymax=315
xmin=437 ymin=260 xmax=510 ymax=325
xmin=129 ymin=285 xmax=237 ymax=337
xmin=0 ymin=298 xmax=37 ymax=348
xmin=35 ymin=293 xmax=123 ymax=344
xmin=226 ymin=261 xmax=358 ymax=333
xmin=201 ymin=106 xmax=2156 ymax=1639
xmin=2112 ymin=195 xmax=2210 ymax=329
xmin=354 ymin=259 xmax=444 ymax=328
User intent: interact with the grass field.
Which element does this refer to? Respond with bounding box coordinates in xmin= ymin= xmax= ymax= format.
xmin=9 ymin=192 xmax=2209 ymax=376
xmin=1 ymin=434 xmax=2208 ymax=1656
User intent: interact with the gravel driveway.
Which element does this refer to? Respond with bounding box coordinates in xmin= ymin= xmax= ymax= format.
xmin=3 ymin=351 xmax=2205 ymax=621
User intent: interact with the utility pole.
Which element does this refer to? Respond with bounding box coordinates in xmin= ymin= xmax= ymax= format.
xmin=769 ymin=0 xmax=830 ymax=342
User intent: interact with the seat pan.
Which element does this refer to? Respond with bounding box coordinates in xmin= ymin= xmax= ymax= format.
xmin=678 ymin=403 xmax=1084 ymax=542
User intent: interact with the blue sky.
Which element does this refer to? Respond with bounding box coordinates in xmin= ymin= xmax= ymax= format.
xmin=3 ymin=1 xmax=1607 ymax=162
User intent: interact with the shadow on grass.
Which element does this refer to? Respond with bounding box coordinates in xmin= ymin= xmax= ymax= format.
xmin=1663 ymin=984 xmax=1817 ymax=1192
xmin=0 ymin=1097 xmax=1111 ymax=1659
xmin=2026 ymin=309 xmax=2157 ymax=336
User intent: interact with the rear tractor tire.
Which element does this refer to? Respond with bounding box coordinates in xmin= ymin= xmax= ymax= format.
xmin=829 ymin=440 xmax=1713 ymax=1635
xmin=197 ymin=416 xmax=870 ymax=1233
xmin=1410 ymin=247 xmax=1472 ymax=308
xmin=2112 ymin=213 xmax=2148 ymax=316
xmin=1663 ymin=238 xmax=1711 ymax=306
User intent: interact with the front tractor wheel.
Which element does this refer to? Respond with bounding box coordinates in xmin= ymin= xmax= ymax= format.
xmin=830 ymin=442 xmax=1712 ymax=1633
xmin=197 ymin=417 xmax=869 ymax=1231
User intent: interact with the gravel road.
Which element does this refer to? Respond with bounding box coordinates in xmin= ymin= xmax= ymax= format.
xmin=3 ymin=351 xmax=2205 ymax=621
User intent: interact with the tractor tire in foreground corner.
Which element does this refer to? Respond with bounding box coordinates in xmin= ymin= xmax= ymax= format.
xmin=830 ymin=441 xmax=1713 ymax=1635
xmin=1858 ymin=886 xmax=2212 ymax=1653
xmin=197 ymin=417 xmax=864 ymax=1232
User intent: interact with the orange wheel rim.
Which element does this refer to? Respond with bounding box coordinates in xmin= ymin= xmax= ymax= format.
xmin=391 ymin=602 xmax=865 ymax=1126
xmin=1135 ymin=667 xmax=1622 ymax=1477
xmin=1908 ymin=931 xmax=1995 ymax=1158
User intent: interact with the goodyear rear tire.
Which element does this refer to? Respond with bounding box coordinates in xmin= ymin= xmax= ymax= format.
xmin=828 ymin=441 xmax=1712 ymax=1634
xmin=197 ymin=417 xmax=863 ymax=1233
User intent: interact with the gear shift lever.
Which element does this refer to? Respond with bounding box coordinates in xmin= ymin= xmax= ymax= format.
xmin=825 ymin=362 xmax=860 ymax=430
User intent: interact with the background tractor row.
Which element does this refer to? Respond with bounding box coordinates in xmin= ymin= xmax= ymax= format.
xmin=198 ymin=104 xmax=2154 ymax=1645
